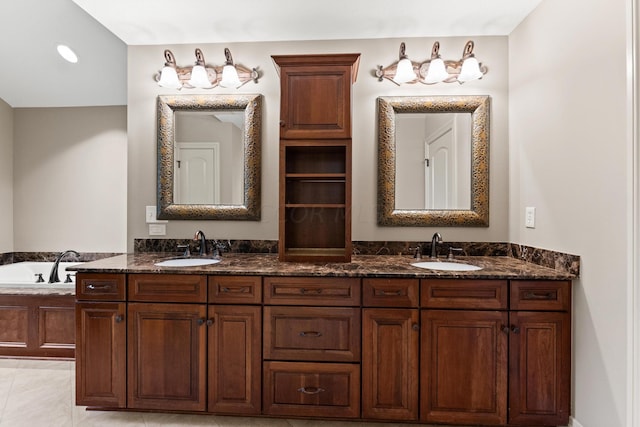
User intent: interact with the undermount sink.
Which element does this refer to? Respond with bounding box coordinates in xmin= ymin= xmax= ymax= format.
xmin=411 ymin=261 xmax=483 ymax=272
xmin=154 ymin=258 xmax=221 ymax=267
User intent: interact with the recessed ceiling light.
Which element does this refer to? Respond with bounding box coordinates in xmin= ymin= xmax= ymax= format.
xmin=57 ymin=44 xmax=78 ymax=63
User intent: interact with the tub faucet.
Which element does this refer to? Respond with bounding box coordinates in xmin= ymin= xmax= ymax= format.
xmin=430 ymin=233 xmax=443 ymax=259
xmin=194 ymin=230 xmax=208 ymax=256
xmin=48 ymin=250 xmax=80 ymax=283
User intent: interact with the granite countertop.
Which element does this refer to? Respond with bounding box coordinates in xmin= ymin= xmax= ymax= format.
xmin=0 ymin=285 xmax=75 ymax=296
xmin=68 ymin=253 xmax=576 ymax=280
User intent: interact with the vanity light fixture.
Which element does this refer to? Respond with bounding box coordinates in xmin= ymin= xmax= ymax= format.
xmin=376 ymin=40 xmax=488 ymax=85
xmin=156 ymin=48 xmax=260 ymax=89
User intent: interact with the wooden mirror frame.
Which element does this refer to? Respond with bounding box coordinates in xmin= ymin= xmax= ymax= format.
xmin=377 ymin=95 xmax=490 ymax=226
xmin=157 ymin=94 xmax=262 ymax=220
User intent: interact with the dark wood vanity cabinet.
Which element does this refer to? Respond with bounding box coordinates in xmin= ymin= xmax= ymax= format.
xmin=273 ymin=54 xmax=360 ymax=263
xmin=75 ymin=273 xmax=127 ymax=408
xmin=75 ymin=272 xmax=571 ymax=426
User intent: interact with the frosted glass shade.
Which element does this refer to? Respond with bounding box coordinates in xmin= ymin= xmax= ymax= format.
xmin=393 ymin=58 xmax=417 ymax=84
xmin=424 ymin=58 xmax=448 ymax=84
xmin=158 ymin=66 xmax=181 ymax=89
xmin=219 ymin=65 xmax=241 ymax=88
xmin=458 ymin=57 xmax=483 ymax=82
xmin=188 ymin=65 xmax=212 ymax=88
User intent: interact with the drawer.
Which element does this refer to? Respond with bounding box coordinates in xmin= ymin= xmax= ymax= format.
xmin=263 ymin=361 xmax=360 ymax=418
xmin=76 ymin=273 xmax=126 ymax=301
xmin=264 ymin=306 xmax=360 ymax=362
xmin=363 ymin=278 xmax=419 ymax=307
xmin=208 ymin=276 xmax=262 ymax=304
xmin=128 ymin=274 xmax=207 ymax=303
xmin=510 ymin=280 xmax=571 ymax=311
xmin=421 ymin=279 xmax=508 ymax=310
xmin=263 ymin=277 xmax=360 ymax=306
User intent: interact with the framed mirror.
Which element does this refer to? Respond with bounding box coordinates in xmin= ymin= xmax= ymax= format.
xmin=157 ymin=94 xmax=262 ymax=220
xmin=377 ymin=95 xmax=490 ymax=226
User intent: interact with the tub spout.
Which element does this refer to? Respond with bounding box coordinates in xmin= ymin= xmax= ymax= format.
xmin=48 ymin=250 xmax=80 ymax=283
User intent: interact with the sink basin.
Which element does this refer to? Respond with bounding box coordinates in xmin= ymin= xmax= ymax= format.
xmin=411 ymin=261 xmax=483 ymax=272
xmin=154 ymin=258 xmax=221 ymax=267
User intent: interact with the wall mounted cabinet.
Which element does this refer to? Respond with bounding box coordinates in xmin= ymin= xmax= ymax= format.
xmin=273 ymin=54 xmax=360 ymax=262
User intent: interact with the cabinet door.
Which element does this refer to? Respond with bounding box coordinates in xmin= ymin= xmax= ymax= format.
xmin=508 ymin=311 xmax=570 ymax=425
xmin=75 ymin=302 xmax=126 ymax=408
xmin=208 ymin=305 xmax=261 ymax=414
xmin=421 ymin=310 xmax=508 ymax=425
xmin=127 ymin=303 xmax=207 ymax=411
xmin=362 ymin=308 xmax=419 ymax=420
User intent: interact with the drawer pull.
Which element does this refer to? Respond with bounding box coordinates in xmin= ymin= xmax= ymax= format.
xmin=220 ymin=286 xmax=250 ymax=293
xmin=299 ymin=331 xmax=323 ymax=337
xmin=523 ymin=291 xmax=556 ymax=300
xmin=298 ymin=386 xmax=325 ymax=395
xmin=375 ymin=289 xmax=402 ymax=296
xmin=300 ymin=288 xmax=322 ymax=295
xmin=87 ymin=283 xmax=111 ymax=291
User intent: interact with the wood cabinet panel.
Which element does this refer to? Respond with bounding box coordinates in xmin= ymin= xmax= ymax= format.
xmin=264 ymin=306 xmax=360 ymax=362
xmin=510 ymin=280 xmax=571 ymax=311
xmin=421 ymin=279 xmax=508 ymax=309
xmin=38 ymin=304 xmax=75 ymax=350
xmin=264 ymin=276 xmax=360 ymax=306
xmin=0 ymin=303 xmax=28 ymax=348
xmin=128 ymin=274 xmax=206 ymax=303
xmin=421 ymin=309 xmax=508 ymax=425
xmin=208 ymin=305 xmax=261 ymax=414
xmin=508 ymin=311 xmax=570 ymax=425
xmin=76 ymin=273 xmax=126 ymax=301
xmin=263 ymin=361 xmax=360 ymax=418
xmin=127 ymin=303 xmax=207 ymax=411
xmin=362 ymin=308 xmax=419 ymax=420
xmin=208 ymin=275 xmax=262 ymax=304
xmin=363 ymin=278 xmax=419 ymax=307
xmin=75 ymin=302 xmax=126 ymax=408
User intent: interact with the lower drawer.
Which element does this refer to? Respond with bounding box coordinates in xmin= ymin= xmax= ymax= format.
xmin=263 ymin=361 xmax=360 ymax=418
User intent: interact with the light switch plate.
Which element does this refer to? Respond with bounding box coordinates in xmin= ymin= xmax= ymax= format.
xmin=525 ymin=207 xmax=536 ymax=228
xmin=146 ymin=205 xmax=167 ymax=223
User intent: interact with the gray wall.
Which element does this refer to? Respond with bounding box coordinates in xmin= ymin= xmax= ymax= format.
xmin=127 ymin=36 xmax=510 ymax=249
xmin=510 ymin=0 xmax=629 ymax=425
xmin=0 ymin=98 xmax=13 ymax=252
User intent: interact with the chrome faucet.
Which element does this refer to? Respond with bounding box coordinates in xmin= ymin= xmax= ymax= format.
xmin=430 ymin=232 xmax=443 ymax=259
xmin=48 ymin=250 xmax=80 ymax=283
xmin=194 ymin=230 xmax=208 ymax=256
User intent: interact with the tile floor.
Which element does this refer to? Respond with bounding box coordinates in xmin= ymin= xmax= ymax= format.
xmin=0 ymin=359 xmax=450 ymax=427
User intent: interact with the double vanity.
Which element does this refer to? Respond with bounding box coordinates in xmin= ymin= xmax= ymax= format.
xmin=73 ymin=252 xmax=573 ymax=426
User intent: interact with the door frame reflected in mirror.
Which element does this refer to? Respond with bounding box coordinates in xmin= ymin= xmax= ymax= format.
xmin=377 ymin=95 xmax=490 ymax=226
xmin=157 ymin=94 xmax=262 ymax=220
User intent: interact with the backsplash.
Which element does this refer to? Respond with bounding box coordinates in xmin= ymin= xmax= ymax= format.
xmin=0 ymin=241 xmax=579 ymax=277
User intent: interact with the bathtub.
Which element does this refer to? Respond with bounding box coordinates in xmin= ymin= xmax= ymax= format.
xmin=0 ymin=262 xmax=83 ymax=289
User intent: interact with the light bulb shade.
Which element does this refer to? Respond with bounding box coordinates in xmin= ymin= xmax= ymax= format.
xmin=424 ymin=58 xmax=448 ymax=84
xmin=158 ymin=66 xmax=181 ymax=89
xmin=393 ymin=58 xmax=417 ymax=84
xmin=458 ymin=57 xmax=483 ymax=82
xmin=220 ymin=64 xmax=241 ymax=88
xmin=188 ymin=65 xmax=212 ymax=88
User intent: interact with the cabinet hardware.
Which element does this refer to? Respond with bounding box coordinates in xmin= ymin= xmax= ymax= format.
xmin=206 ymin=319 xmax=214 ymax=326
xmin=87 ymin=283 xmax=110 ymax=290
xmin=412 ymin=323 xmax=419 ymax=331
xmin=220 ymin=286 xmax=250 ymax=293
xmin=375 ymin=289 xmax=402 ymax=296
xmin=300 ymin=288 xmax=322 ymax=295
xmin=297 ymin=386 xmax=325 ymax=395
xmin=523 ymin=291 xmax=556 ymax=300
xmin=501 ymin=325 xmax=510 ymax=334
xmin=299 ymin=331 xmax=323 ymax=337
xmin=511 ymin=325 xmax=520 ymax=334
xmin=197 ymin=318 xmax=206 ymax=326
xmin=115 ymin=315 xmax=124 ymax=323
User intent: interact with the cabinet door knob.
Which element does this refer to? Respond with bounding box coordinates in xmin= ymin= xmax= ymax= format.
xmin=279 ymin=120 xmax=285 ymax=127
xmin=197 ymin=318 xmax=206 ymax=326
xmin=412 ymin=323 xmax=419 ymax=331
xmin=298 ymin=386 xmax=325 ymax=395
xmin=511 ymin=325 xmax=520 ymax=334
xmin=115 ymin=315 xmax=124 ymax=323
xmin=501 ymin=325 xmax=510 ymax=334
xmin=206 ymin=319 xmax=214 ymax=326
